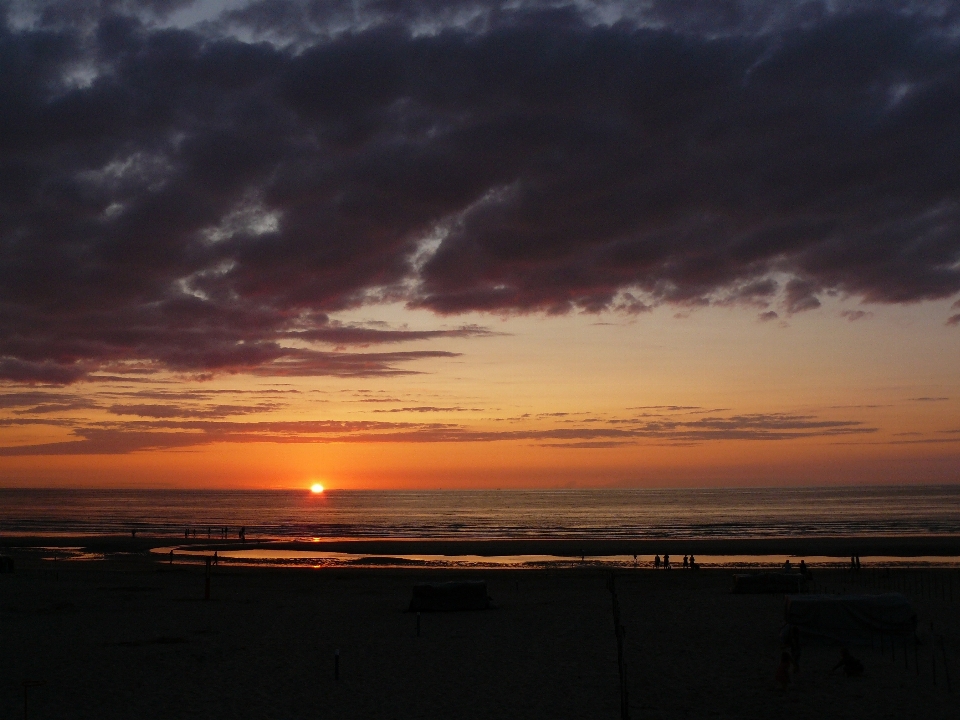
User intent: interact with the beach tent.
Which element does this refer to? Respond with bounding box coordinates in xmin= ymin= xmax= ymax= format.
xmin=784 ymin=593 xmax=916 ymax=645
xmin=408 ymin=581 xmax=491 ymax=611
xmin=731 ymin=572 xmax=808 ymax=594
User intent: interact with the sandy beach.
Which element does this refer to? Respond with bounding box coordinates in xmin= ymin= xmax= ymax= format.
xmin=1 ymin=542 xmax=958 ymax=719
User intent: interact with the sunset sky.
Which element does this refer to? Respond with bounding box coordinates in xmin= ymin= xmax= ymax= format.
xmin=1 ymin=0 xmax=958 ymax=489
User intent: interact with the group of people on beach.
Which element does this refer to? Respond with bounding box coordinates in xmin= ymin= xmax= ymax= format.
xmin=652 ymin=553 xmax=698 ymax=570
xmin=782 ymin=558 xmax=809 ymax=575
xmin=182 ymin=526 xmax=245 ymax=541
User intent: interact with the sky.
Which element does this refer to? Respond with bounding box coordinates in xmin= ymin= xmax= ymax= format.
xmin=1 ymin=0 xmax=959 ymax=489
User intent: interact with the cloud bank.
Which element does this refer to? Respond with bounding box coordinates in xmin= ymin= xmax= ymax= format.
xmin=2 ymin=0 xmax=960 ymax=382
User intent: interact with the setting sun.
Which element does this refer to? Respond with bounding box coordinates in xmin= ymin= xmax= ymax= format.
xmin=310 ymin=483 xmax=324 ymax=494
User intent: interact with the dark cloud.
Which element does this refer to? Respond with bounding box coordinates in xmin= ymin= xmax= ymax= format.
xmin=106 ymin=402 xmax=282 ymax=417
xmin=371 ymin=406 xmax=481 ymax=413
xmin=0 ymin=390 xmax=98 ymax=413
xmin=290 ymin=324 xmax=497 ymax=346
xmin=839 ymin=309 xmax=870 ymax=321
xmin=2 ymin=1 xmax=960 ymax=382
xmin=909 ymin=396 xmax=949 ymax=402
xmin=0 ymin=391 xmax=75 ymax=409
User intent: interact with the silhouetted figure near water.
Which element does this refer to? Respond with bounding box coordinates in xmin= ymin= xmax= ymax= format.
xmin=783 ymin=559 xmax=792 ymax=572
xmin=799 ymin=559 xmax=807 ymax=575
xmin=689 ymin=554 xmax=697 ymax=569
xmin=855 ymin=555 xmax=861 ymax=571
xmin=240 ymin=526 xmax=246 ymax=543
xmin=654 ymin=554 xmax=661 ymax=569
xmin=832 ymin=648 xmax=864 ymax=677
xmin=131 ymin=529 xmax=137 ymax=538
xmin=663 ymin=554 xmax=671 ymax=569
xmin=683 ymin=554 xmax=689 ymax=569
xmin=184 ymin=528 xmax=189 ymax=539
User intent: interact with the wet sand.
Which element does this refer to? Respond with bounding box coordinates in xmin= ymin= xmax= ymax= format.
xmin=1 ymin=544 xmax=958 ymax=719
xmin=6 ymin=533 xmax=960 ymax=558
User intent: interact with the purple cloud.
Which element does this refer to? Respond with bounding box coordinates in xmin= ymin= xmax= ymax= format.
xmin=2 ymin=1 xmax=960 ymax=382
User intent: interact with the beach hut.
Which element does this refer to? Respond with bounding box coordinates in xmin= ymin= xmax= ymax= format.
xmin=408 ymin=581 xmax=491 ymax=611
xmin=784 ymin=593 xmax=916 ymax=645
xmin=731 ymin=572 xmax=808 ymax=594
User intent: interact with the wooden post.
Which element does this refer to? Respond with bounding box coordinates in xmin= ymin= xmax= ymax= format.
xmin=607 ymin=574 xmax=630 ymax=720
xmin=930 ymin=622 xmax=936 ymax=686
xmin=940 ymin=636 xmax=952 ymax=693
xmin=204 ymin=557 xmax=211 ymax=601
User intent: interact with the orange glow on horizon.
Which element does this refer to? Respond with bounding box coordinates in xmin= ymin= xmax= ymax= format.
xmin=310 ymin=483 xmax=324 ymax=493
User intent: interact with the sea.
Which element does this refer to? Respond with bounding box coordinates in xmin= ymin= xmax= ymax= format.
xmin=2 ymin=484 xmax=959 ymax=540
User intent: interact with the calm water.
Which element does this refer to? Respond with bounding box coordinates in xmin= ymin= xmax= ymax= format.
xmin=2 ymin=486 xmax=959 ymax=541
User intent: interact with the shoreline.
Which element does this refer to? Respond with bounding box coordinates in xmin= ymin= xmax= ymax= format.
xmin=5 ymin=534 xmax=960 ymax=558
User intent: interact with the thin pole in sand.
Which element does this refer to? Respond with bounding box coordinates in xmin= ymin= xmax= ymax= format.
xmin=335 ymin=649 xmax=340 ymax=681
xmin=606 ymin=574 xmax=630 ymax=720
xmin=930 ymin=622 xmax=937 ymax=687
xmin=915 ymin=635 xmax=920 ymax=677
xmin=940 ymin=636 xmax=952 ymax=693
xmin=204 ymin=557 xmax=211 ymax=601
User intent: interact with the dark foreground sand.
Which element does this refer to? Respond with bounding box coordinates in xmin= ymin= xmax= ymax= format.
xmin=1 ymin=547 xmax=958 ymax=719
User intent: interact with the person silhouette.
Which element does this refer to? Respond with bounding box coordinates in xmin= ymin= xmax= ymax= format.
xmin=654 ymin=554 xmax=661 ymax=569
xmin=689 ymin=554 xmax=697 ymax=569
xmin=798 ymin=559 xmax=807 ymax=575
xmin=683 ymin=554 xmax=689 ymax=569
xmin=663 ymin=554 xmax=671 ymax=569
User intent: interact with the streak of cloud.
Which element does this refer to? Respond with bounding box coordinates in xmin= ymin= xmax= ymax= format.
xmin=0 ymin=410 xmax=876 ymax=455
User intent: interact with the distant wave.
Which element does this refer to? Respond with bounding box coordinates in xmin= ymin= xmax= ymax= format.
xmin=2 ymin=486 xmax=960 ymax=541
